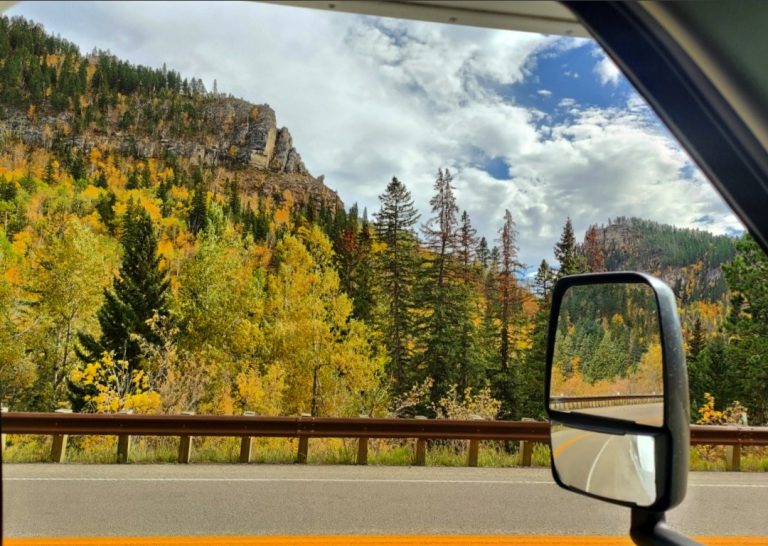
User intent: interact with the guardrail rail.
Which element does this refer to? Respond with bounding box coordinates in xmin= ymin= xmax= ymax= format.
xmin=2 ymin=411 xmax=767 ymax=470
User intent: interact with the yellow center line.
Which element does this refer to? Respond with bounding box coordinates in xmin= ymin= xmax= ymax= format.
xmin=3 ymin=536 xmax=767 ymax=546
xmin=552 ymin=431 xmax=594 ymax=459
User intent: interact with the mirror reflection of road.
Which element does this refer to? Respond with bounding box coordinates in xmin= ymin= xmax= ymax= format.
xmin=551 ymin=403 xmax=663 ymax=507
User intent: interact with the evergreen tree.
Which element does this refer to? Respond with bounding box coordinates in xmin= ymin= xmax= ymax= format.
xmin=94 ymin=170 xmax=108 ymax=189
xmin=76 ymin=201 xmax=169 ymax=372
xmin=417 ymin=169 xmax=469 ymax=405
xmin=688 ymin=316 xmax=706 ymax=362
xmin=373 ymin=177 xmax=420 ymax=395
xmin=533 ymin=259 xmax=556 ymax=300
xmin=493 ymin=210 xmax=522 ymax=418
xmin=456 ymin=210 xmax=479 ymax=392
xmin=555 ymin=217 xmax=587 ymax=276
xmin=351 ymin=221 xmax=375 ymax=322
xmin=43 ymin=159 xmax=56 ymax=185
xmin=476 ymin=237 xmax=490 ymax=270
xmin=498 ymin=209 xmax=520 ymax=372
xmin=95 ymin=190 xmax=117 ymax=235
xmin=126 ymin=169 xmax=140 ymax=190
xmin=225 ymin=178 xmax=242 ymax=221
xmin=188 ymin=181 xmax=208 ymax=236
xmin=720 ymin=235 xmax=768 ymax=423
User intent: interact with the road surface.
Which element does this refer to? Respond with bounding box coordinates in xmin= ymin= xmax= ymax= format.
xmin=3 ymin=464 xmax=768 ymax=538
xmin=552 ymin=402 xmax=663 ymax=505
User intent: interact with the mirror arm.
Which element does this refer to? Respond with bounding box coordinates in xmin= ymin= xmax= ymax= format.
xmin=630 ymin=509 xmax=702 ymax=546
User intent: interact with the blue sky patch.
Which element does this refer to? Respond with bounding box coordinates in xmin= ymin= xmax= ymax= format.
xmin=505 ymin=42 xmax=634 ymax=119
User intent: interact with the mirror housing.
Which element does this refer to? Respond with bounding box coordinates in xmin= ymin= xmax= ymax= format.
xmin=545 ymin=272 xmax=690 ymax=512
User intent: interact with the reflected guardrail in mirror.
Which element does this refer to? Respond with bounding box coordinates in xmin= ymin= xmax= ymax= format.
xmin=551 ymin=395 xmax=664 ymax=410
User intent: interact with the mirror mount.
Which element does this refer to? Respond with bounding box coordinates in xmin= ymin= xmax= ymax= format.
xmin=630 ymin=509 xmax=701 ymax=546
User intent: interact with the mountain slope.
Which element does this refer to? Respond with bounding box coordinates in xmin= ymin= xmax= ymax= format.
xmin=0 ymin=15 xmax=340 ymax=209
xmin=591 ymin=217 xmax=737 ymax=302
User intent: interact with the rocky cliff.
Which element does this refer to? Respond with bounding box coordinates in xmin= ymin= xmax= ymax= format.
xmin=0 ymin=97 xmax=341 ymax=208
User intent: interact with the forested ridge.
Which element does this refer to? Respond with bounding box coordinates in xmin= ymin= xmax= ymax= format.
xmin=1 ymin=15 xmax=766 ymax=425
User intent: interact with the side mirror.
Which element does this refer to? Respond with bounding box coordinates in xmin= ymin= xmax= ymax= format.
xmin=546 ymin=272 xmax=699 ymax=545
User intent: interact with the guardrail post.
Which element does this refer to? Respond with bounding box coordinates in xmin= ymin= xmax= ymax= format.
xmin=467 ymin=415 xmax=482 ymax=467
xmin=116 ymin=409 xmax=133 ymax=463
xmin=356 ymin=415 xmax=369 ymax=465
xmin=296 ymin=413 xmax=311 ymax=464
xmin=519 ymin=418 xmax=535 ymax=467
xmin=178 ymin=411 xmax=195 ymax=464
xmin=467 ymin=439 xmax=480 ymax=467
xmin=239 ymin=411 xmax=256 ymax=463
xmin=520 ymin=441 xmax=534 ymax=467
xmin=725 ymin=444 xmax=741 ymax=471
xmin=415 ymin=439 xmax=426 ymax=466
xmin=414 ymin=415 xmax=427 ymax=466
xmin=51 ymin=408 xmax=72 ymax=463
xmin=1 ymin=407 xmax=8 ymax=456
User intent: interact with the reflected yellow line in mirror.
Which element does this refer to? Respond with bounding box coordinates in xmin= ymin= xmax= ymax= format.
xmin=552 ymin=430 xmax=594 ymax=459
xmin=3 ymin=536 xmax=767 ymax=545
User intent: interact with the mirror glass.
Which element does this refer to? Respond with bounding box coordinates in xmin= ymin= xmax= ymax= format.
xmin=549 ymin=282 xmax=663 ymax=426
xmin=551 ymin=421 xmax=657 ymax=507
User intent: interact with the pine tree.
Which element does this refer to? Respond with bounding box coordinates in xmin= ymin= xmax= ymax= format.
xmin=498 ymin=209 xmax=521 ymax=372
xmin=43 ymin=159 xmax=56 ymax=185
xmin=456 ymin=210 xmax=479 ymax=392
xmin=374 ymin=177 xmax=420 ymax=394
xmin=76 ymin=201 xmax=169 ymax=371
xmin=555 ymin=217 xmax=587 ymax=276
xmin=418 ymin=169 xmax=470 ymax=405
xmin=476 ymin=237 xmax=490 ymax=270
xmin=533 ymin=259 xmax=556 ymax=300
xmin=493 ymin=210 xmax=522 ymax=419
xmin=688 ymin=316 xmax=706 ymax=362
xmin=188 ymin=181 xmax=208 ymax=236
xmin=95 ymin=170 xmax=108 ymax=189
xmin=95 ymin=190 xmax=117 ymax=234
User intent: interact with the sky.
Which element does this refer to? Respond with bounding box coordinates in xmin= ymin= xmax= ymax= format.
xmin=7 ymin=1 xmax=745 ymax=271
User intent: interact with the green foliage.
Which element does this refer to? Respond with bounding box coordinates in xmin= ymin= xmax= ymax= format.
xmin=555 ymin=217 xmax=587 ymax=276
xmin=373 ymin=177 xmax=421 ymax=396
xmin=719 ymin=235 xmax=768 ymax=423
xmin=76 ymin=202 xmax=169 ymax=380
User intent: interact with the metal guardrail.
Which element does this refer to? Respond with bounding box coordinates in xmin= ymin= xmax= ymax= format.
xmin=549 ymin=394 xmax=664 ymax=410
xmin=2 ymin=412 xmax=767 ymax=469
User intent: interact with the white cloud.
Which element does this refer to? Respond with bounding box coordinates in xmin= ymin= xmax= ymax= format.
xmin=8 ymin=1 xmax=742 ymax=268
xmin=594 ymin=51 xmax=622 ymax=86
xmin=537 ymin=89 xmax=552 ymax=97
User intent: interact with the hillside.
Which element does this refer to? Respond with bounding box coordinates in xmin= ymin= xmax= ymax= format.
xmin=0 ymin=15 xmax=340 ymax=209
xmin=588 ymin=217 xmax=737 ymax=302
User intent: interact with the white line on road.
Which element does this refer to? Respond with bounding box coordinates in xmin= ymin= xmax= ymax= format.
xmin=585 ymin=435 xmax=614 ymax=493
xmin=2 ymin=477 xmax=554 ymax=485
xmin=4 ymin=477 xmax=768 ymax=488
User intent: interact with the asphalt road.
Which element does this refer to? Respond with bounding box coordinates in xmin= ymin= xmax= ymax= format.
xmin=552 ymin=403 xmax=663 ymax=505
xmin=3 ymin=464 xmax=768 ymax=538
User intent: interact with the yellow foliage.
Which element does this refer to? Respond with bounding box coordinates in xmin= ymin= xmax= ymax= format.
xmin=274 ymin=207 xmax=291 ymax=227
xmin=10 ymin=229 xmax=32 ymax=256
xmin=170 ymin=186 xmax=189 ymax=201
xmin=70 ymin=352 xmax=161 ymax=414
xmin=89 ymin=148 xmax=102 ymax=165
xmin=236 ymin=365 xmax=286 ymax=416
xmin=371 ymin=240 xmax=388 ymax=254
xmin=81 ymin=185 xmax=104 ymax=200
